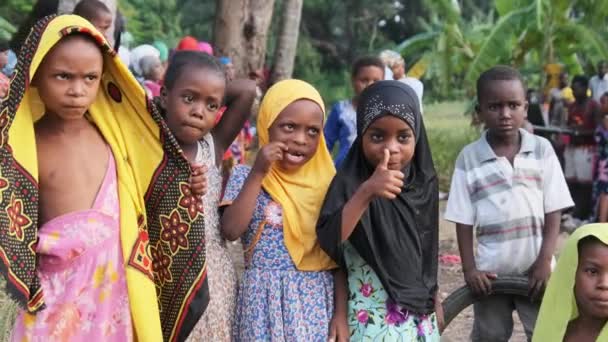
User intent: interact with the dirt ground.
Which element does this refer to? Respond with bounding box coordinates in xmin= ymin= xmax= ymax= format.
xmin=225 ymin=199 xmax=566 ymax=341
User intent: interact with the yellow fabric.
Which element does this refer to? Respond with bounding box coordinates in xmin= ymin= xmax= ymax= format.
xmin=257 ymin=79 xmax=337 ymax=271
xmin=10 ymin=15 xmax=164 ymax=340
xmin=533 ymin=224 xmax=608 ymax=342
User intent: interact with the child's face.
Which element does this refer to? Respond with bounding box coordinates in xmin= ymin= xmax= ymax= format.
xmin=161 ymin=66 xmax=225 ymax=146
xmin=90 ymin=12 xmax=113 ymax=39
xmin=34 ymin=35 xmax=103 ymax=121
xmin=147 ymin=58 xmax=164 ymax=82
xmin=477 ymin=79 xmax=528 ymax=140
xmin=601 ymin=96 xmax=608 ymax=114
xmin=574 ymin=240 xmax=608 ymax=320
xmin=352 ymin=66 xmax=384 ymax=97
xmin=268 ymin=99 xmax=323 ymax=172
xmin=390 ymin=62 xmax=405 ymax=80
xmin=572 ymin=82 xmax=588 ymax=101
xmin=362 ymin=115 xmax=415 ymax=171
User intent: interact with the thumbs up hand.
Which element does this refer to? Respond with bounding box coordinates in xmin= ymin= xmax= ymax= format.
xmin=364 ymin=149 xmax=405 ymax=200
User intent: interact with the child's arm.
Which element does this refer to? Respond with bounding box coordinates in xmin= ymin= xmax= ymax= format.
xmin=220 ymin=141 xmax=288 ymax=241
xmin=528 ymin=210 xmax=561 ymax=299
xmin=340 ymin=149 xmax=404 ymax=241
xmin=328 ymin=269 xmax=349 ymax=342
xmin=212 ymin=79 xmax=256 ymax=156
xmin=456 ymin=223 xmax=496 ymax=296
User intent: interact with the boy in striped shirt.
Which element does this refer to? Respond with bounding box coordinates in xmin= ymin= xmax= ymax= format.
xmin=445 ymin=66 xmax=574 ymax=341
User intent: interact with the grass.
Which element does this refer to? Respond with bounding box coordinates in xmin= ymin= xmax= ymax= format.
xmin=424 ymin=101 xmax=480 ymax=191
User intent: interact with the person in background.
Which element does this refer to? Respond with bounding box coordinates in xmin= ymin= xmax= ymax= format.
xmin=445 ymin=66 xmax=573 ymax=341
xmin=73 ymin=0 xmax=113 ymax=40
xmin=592 ymin=103 xmax=608 ymax=223
xmin=325 ymin=56 xmax=384 ymax=167
xmin=140 ymin=55 xmax=164 ymax=98
xmin=590 ymin=61 xmax=608 ymax=102
xmin=379 ymin=50 xmax=423 ymax=111
xmin=219 ymin=57 xmax=235 ymax=82
xmin=197 ymin=41 xmax=214 ymax=55
xmin=129 ymin=44 xmax=160 ymax=84
xmin=564 ymin=76 xmax=600 ymax=186
xmin=0 ymin=40 xmax=9 ymax=99
xmin=177 ymin=36 xmax=199 ymax=51
xmin=153 ymin=40 xmax=169 ymax=69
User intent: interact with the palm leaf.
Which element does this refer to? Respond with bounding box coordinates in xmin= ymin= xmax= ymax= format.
xmin=396 ymin=31 xmax=440 ymax=57
xmin=464 ymin=3 xmax=534 ymax=87
xmin=556 ymin=22 xmax=608 ymax=61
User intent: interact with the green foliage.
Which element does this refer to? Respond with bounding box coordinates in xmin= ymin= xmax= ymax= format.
xmin=119 ymin=0 xmax=183 ymax=46
xmin=0 ymin=17 xmax=17 ymax=42
xmin=424 ymin=101 xmax=480 ymax=190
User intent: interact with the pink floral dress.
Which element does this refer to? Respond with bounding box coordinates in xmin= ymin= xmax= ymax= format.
xmin=11 ymin=148 xmax=133 ymax=341
xmin=344 ymin=243 xmax=440 ymax=341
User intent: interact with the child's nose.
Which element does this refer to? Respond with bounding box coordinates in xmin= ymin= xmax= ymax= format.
xmin=68 ymin=81 xmax=86 ymax=97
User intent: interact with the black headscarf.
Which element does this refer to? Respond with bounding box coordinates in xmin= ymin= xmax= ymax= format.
xmin=316 ymin=80 xmax=439 ymax=314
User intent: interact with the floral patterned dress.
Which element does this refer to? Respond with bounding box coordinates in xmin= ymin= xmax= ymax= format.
xmin=186 ymin=134 xmax=238 ymax=341
xmin=223 ymin=165 xmax=334 ymax=341
xmin=10 ymin=148 xmax=133 ymax=342
xmin=344 ymin=243 xmax=440 ymax=341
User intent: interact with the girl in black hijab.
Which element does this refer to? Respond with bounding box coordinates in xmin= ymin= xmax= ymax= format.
xmin=317 ymin=80 xmax=442 ymax=340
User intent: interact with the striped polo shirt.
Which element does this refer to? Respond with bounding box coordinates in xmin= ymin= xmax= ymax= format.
xmin=445 ymin=129 xmax=574 ymax=275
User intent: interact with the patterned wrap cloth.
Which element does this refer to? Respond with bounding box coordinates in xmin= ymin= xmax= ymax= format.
xmin=0 ymin=15 xmax=209 ymax=341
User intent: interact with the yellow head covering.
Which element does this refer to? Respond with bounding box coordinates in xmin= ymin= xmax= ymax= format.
xmin=2 ymin=15 xmax=208 ymax=341
xmin=257 ymin=79 xmax=336 ymax=271
xmin=533 ymin=224 xmax=608 ymax=341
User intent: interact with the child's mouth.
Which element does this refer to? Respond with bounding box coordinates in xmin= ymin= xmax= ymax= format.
xmin=285 ymin=151 xmax=305 ymax=164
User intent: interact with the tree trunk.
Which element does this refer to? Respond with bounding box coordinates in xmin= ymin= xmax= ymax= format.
xmin=214 ymin=0 xmax=248 ymax=76
xmin=58 ymin=0 xmax=117 ymax=46
xmin=269 ymin=0 xmax=303 ymax=85
xmin=214 ymin=0 xmax=275 ymax=78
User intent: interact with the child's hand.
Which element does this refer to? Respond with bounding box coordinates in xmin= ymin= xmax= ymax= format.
xmin=364 ymin=149 xmax=404 ymax=199
xmin=328 ymin=311 xmax=349 ymax=342
xmin=189 ymin=163 xmax=208 ymax=197
xmin=252 ymin=142 xmax=288 ymax=175
xmin=464 ymin=268 xmax=497 ymax=296
xmin=527 ymin=258 xmax=551 ymax=300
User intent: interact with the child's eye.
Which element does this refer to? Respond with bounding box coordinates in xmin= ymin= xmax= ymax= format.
xmin=307 ymin=128 xmax=319 ymax=136
xmin=283 ymin=124 xmax=295 ymax=131
xmin=55 ymin=73 xmax=69 ymax=80
xmin=85 ymin=75 xmax=98 ymax=81
xmin=207 ymin=103 xmax=219 ymax=111
xmin=371 ymin=134 xmax=383 ymax=142
xmin=182 ymin=95 xmax=194 ymax=104
xmin=585 ymin=267 xmax=599 ymax=276
xmin=488 ymin=104 xmax=499 ymax=111
xmin=509 ymin=103 xmax=520 ymax=109
xmin=398 ymin=134 xmax=411 ymax=143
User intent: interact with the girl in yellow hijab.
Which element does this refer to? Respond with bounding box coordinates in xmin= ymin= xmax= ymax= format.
xmin=220 ymin=79 xmax=337 ymax=339
xmin=534 ymin=224 xmax=608 ymax=342
xmin=2 ymin=15 xmax=209 ymax=341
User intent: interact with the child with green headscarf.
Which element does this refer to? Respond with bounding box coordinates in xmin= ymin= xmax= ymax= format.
xmin=534 ymin=224 xmax=608 ymax=341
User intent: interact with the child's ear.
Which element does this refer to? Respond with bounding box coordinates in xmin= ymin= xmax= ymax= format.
xmin=524 ymin=100 xmax=529 ymax=112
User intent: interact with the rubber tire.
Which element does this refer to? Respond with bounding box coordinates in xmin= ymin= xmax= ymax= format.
xmin=441 ymin=276 xmax=530 ymax=328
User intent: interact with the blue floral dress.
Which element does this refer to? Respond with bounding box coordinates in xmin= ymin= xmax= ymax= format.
xmin=222 ymin=165 xmax=334 ymax=341
xmin=344 ymin=243 xmax=440 ymax=341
